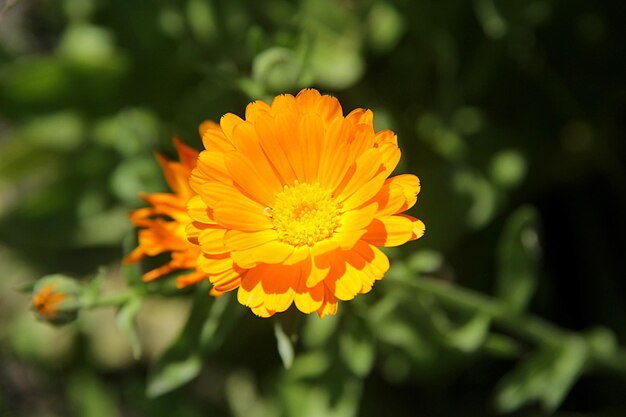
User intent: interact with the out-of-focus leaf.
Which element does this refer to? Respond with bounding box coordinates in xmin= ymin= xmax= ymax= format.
xmin=147 ymin=291 xmax=239 ymax=397
xmin=454 ymin=170 xmax=497 ymax=228
xmin=339 ymin=327 xmax=375 ymax=377
xmin=116 ymin=295 xmax=143 ymax=359
xmin=490 ymin=149 xmax=527 ymax=188
xmin=226 ymin=370 xmax=276 ymax=417
xmin=495 ymin=206 xmax=540 ymax=313
xmin=198 ymin=292 xmax=242 ymax=350
xmin=110 ymin=157 xmax=163 ymax=204
xmin=57 ymin=24 xmax=119 ymax=70
xmin=146 ymin=290 xmax=213 ymax=398
xmin=494 ymin=337 xmax=588 ymax=413
xmin=309 ymin=38 xmax=364 ymax=89
xmin=407 ymin=250 xmax=444 ymax=274
xmin=186 ymin=0 xmax=217 ymax=42
xmin=92 ymin=108 xmax=159 ymax=157
xmin=252 ymin=47 xmax=310 ymax=92
xmin=20 ymin=111 xmax=84 ymax=151
xmin=274 ymin=321 xmax=295 ymax=370
xmin=367 ymin=2 xmax=405 ymax=53
xmin=67 ymin=371 xmax=119 ymax=417
xmin=444 ymin=312 xmax=491 ymax=353
xmin=147 ymin=353 xmax=203 ymax=399
xmin=302 ymin=312 xmax=339 ymax=349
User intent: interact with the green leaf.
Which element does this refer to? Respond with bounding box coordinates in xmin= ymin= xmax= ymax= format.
xmin=116 ymin=295 xmax=143 ymax=359
xmin=67 ymin=371 xmax=120 ymax=417
xmin=339 ymin=329 xmax=375 ymax=377
xmin=444 ymin=312 xmax=491 ymax=353
xmin=146 ymin=290 xmax=214 ymax=398
xmin=146 ymin=353 xmax=203 ymax=399
xmin=275 ymin=321 xmax=295 ymax=370
xmin=146 ymin=291 xmax=240 ymax=397
xmin=494 ymin=337 xmax=588 ymax=413
xmin=495 ymin=206 xmax=541 ymax=312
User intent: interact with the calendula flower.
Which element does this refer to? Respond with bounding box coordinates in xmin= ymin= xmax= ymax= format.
xmin=32 ymin=275 xmax=80 ymax=325
xmin=188 ymin=88 xmax=424 ymax=317
xmin=124 ymin=133 xmax=212 ymax=288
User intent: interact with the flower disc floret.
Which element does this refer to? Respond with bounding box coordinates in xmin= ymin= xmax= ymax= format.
xmin=268 ymin=181 xmax=341 ymax=247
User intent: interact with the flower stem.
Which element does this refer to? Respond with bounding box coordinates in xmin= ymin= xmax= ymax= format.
xmin=80 ymin=290 xmax=136 ymax=309
xmin=390 ymin=276 xmax=626 ymax=376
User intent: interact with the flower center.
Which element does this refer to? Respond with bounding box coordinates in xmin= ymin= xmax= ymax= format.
xmin=267 ymin=181 xmax=341 ymax=247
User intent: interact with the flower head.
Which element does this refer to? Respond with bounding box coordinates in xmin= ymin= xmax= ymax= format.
xmin=124 ymin=134 xmax=210 ymax=288
xmin=32 ymin=275 xmax=80 ymax=325
xmin=188 ymin=88 xmax=424 ymax=317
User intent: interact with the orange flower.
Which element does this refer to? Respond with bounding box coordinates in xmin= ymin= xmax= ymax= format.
xmin=188 ymin=89 xmax=424 ymax=317
xmin=32 ymin=274 xmax=80 ymax=325
xmin=124 ymin=134 xmax=211 ymax=288
xmin=33 ymin=284 xmax=67 ymax=318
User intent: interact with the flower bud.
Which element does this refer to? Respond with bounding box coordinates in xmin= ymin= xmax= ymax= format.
xmin=32 ymin=275 xmax=81 ymax=325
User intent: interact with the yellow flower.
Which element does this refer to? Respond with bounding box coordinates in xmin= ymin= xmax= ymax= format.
xmin=124 ymin=134 xmax=211 ymax=288
xmin=188 ymin=88 xmax=424 ymax=317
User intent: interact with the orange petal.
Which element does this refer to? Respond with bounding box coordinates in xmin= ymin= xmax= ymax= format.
xmin=299 ymin=113 xmax=324 ymax=182
xmin=220 ymin=113 xmax=245 ymax=140
xmin=258 ymin=264 xmax=298 ymax=313
xmin=202 ymin=126 xmax=235 ymax=152
xmin=340 ymin=170 xmax=388 ymax=212
xmin=224 ymin=151 xmax=281 ymax=206
xmin=255 ymin=114 xmax=297 ymax=185
xmin=245 ymin=99 xmax=272 ymax=123
xmin=294 ymin=270 xmax=324 ymax=314
xmin=335 ymin=148 xmax=383 ymax=201
xmin=317 ymin=117 xmax=354 ymax=190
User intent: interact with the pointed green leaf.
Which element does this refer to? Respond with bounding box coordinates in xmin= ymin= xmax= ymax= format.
xmin=445 ymin=312 xmax=491 ymax=353
xmin=275 ymin=321 xmax=295 ymax=370
xmin=146 ymin=290 xmax=213 ymax=398
xmin=116 ymin=295 xmax=143 ymax=359
xmin=495 ymin=206 xmax=541 ymax=312
xmin=495 ymin=337 xmax=587 ymax=413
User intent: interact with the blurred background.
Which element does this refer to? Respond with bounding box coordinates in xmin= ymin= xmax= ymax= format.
xmin=1 ymin=0 xmax=625 ymax=416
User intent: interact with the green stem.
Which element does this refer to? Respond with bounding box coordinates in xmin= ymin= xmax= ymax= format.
xmin=390 ymin=276 xmax=626 ymax=376
xmin=395 ymin=276 xmax=568 ymax=345
xmin=80 ymin=290 xmax=136 ymax=309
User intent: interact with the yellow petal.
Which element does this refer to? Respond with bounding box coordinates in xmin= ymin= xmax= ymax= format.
xmin=283 ymin=245 xmax=311 ymax=266
xmin=257 ymin=264 xmax=298 ymax=313
xmin=213 ymin=194 xmax=273 ymax=232
xmin=197 ymin=253 xmax=235 ymax=274
xmin=198 ymin=228 xmax=228 ymax=255
xmin=362 ymin=215 xmax=415 ymax=247
xmin=336 ymin=202 xmax=378 ymax=232
xmin=187 ymin=195 xmax=215 ymax=224
xmin=224 ymin=229 xmax=278 ymax=251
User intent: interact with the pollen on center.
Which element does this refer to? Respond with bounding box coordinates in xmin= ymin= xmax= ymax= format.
xmin=266 ymin=181 xmax=341 ymax=247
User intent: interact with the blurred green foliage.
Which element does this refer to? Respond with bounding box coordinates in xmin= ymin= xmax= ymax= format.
xmin=1 ymin=0 xmax=625 ymax=416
